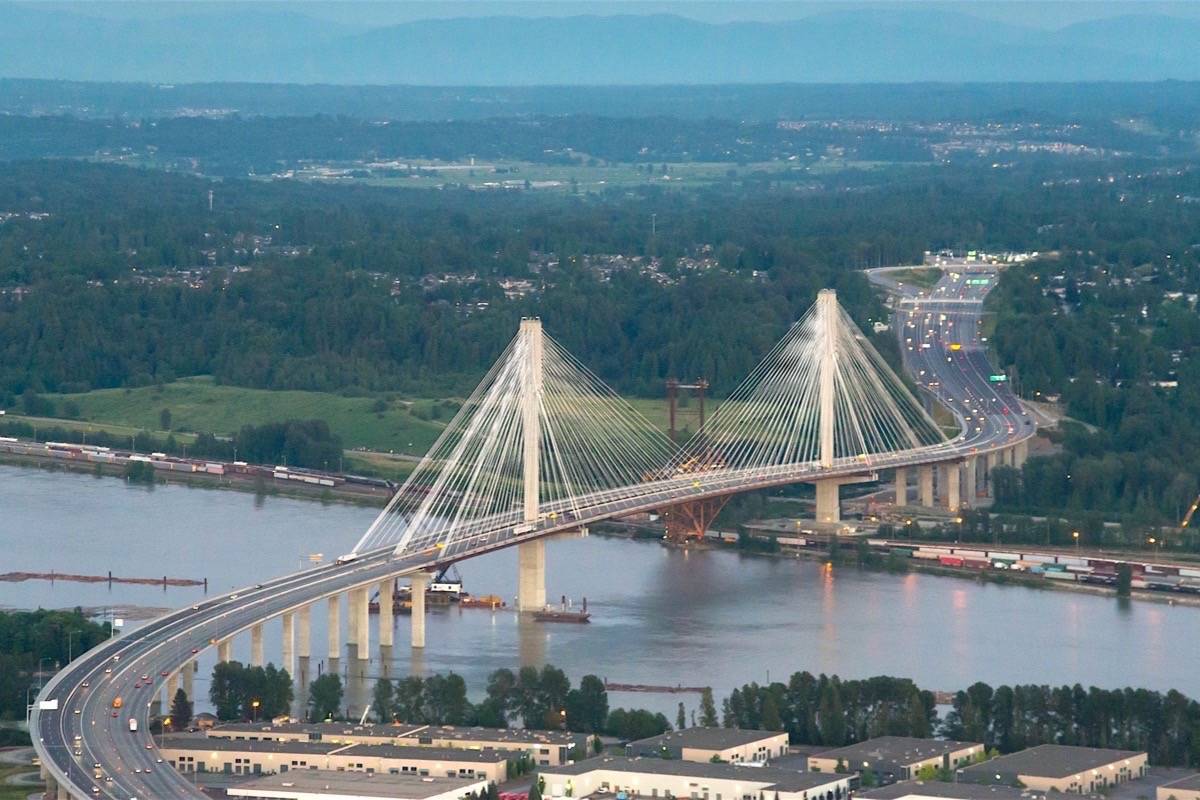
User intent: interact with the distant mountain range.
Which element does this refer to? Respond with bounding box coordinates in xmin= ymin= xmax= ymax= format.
xmin=2 ymin=4 xmax=1200 ymax=85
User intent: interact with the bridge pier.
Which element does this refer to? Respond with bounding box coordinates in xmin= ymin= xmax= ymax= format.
xmin=919 ymin=465 xmax=935 ymax=507
xmin=353 ymin=586 xmax=370 ymax=660
xmin=217 ymin=638 xmax=233 ymax=664
xmin=814 ymin=479 xmax=841 ymax=524
xmin=942 ymin=462 xmax=961 ymax=513
xmin=327 ymin=595 xmax=341 ymax=660
xmin=517 ymin=540 xmax=546 ymax=612
xmin=378 ymin=580 xmax=394 ymax=648
xmin=894 ymin=466 xmax=908 ymax=505
xmin=963 ymin=457 xmax=977 ymax=508
xmin=250 ymin=623 xmax=265 ymax=667
xmin=182 ymin=659 xmax=194 ymax=700
xmin=57 ymin=777 xmax=69 ymax=800
xmin=1014 ymin=439 xmax=1029 ymax=468
xmin=985 ymin=450 xmax=1000 ymax=495
xmin=297 ymin=605 xmax=311 ymax=660
xmin=166 ymin=672 xmax=179 ymax=708
xmin=411 ymin=571 xmax=432 ymax=649
xmin=281 ymin=612 xmax=295 ymax=676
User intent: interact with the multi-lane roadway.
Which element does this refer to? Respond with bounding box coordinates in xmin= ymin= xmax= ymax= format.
xmin=35 ymin=266 xmax=1035 ymax=799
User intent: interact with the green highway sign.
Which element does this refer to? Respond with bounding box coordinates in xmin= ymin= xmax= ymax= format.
xmin=989 ymin=374 xmax=1008 ymax=382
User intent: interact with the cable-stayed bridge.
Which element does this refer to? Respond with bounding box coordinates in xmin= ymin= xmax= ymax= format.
xmin=33 ymin=284 xmax=1034 ymax=800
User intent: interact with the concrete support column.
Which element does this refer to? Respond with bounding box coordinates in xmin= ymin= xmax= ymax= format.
xmin=346 ymin=590 xmax=359 ymax=647
xmin=1014 ymin=439 xmax=1029 ymax=469
xmin=182 ymin=660 xmax=194 ymax=700
xmin=378 ymin=580 xmax=394 ymax=648
xmin=985 ymin=450 xmax=1000 ymax=496
xmin=281 ymin=612 xmax=295 ymax=676
xmin=943 ymin=463 xmax=961 ymax=513
xmin=411 ymin=572 xmax=431 ymax=649
xmin=217 ymin=638 xmax=233 ymax=664
xmin=327 ymin=595 xmax=341 ymax=660
xmin=814 ymin=479 xmax=841 ymax=524
xmin=166 ymin=673 xmax=179 ymax=707
xmin=919 ymin=465 xmax=935 ymax=507
xmin=894 ymin=466 xmax=908 ymax=506
xmin=963 ymin=457 xmax=977 ymax=508
xmin=517 ymin=539 xmax=546 ymax=612
xmin=353 ymin=586 xmax=370 ymax=660
xmin=56 ymin=778 xmax=69 ymax=800
xmin=297 ymin=605 xmax=311 ymax=659
xmin=250 ymin=623 xmax=264 ymax=667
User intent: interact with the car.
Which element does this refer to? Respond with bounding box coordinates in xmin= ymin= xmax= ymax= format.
xmin=160 ymin=670 xmax=169 ymax=677
xmin=133 ymin=768 xmax=142 ymax=774
xmin=156 ymin=758 xmax=163 ymax=763
xmin=144 ymin=744 xmax=153 ymax=750
xmin=111 ymin=711 xmax=118 ymax=718
xmin=190 ymin=648 xmax=199 ymax=654
xmin=74 ymin=708 xmax=81 ymax=715
xmin=104 ymin=668 xmax=112 ymax=674
xmin=140 ymin=674 xmax=149 ymax=681
xmin=191 ymin=604 xmax=199 ymax=610
xmin=81 ymin=680 xmax=90 ymax=688
xmin=92 ymin=788 xmax=100 ymax=795
xmin=133 ymin=682 xmax=141 ymax=689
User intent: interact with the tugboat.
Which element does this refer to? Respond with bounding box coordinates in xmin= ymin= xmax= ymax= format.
xmin=533 ymin=595 xmax=591 ymax=623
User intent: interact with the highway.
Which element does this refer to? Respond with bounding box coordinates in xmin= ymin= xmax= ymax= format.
xmin=34 ymin=268 xmax=1035 ymax=800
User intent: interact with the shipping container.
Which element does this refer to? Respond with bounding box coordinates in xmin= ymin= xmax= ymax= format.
xmin=1044 ymin=571 xmax=1077 ymax=582
xmin=989 ymin=552 xmax=1021 ymax=562
xmin=939 ymin=555 xmax=964 ymax=567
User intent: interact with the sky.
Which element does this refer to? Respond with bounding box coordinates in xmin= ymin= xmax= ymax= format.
xmin=20 ymin=0 xmax=1200 ymax=28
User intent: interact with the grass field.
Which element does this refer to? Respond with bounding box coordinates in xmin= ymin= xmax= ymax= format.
xmin=46 ymin=377 xmax=448 ymax=455
xmin=889 ymin=267 xmax=944 ymax=290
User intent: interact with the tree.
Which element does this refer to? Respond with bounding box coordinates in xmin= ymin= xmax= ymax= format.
xmin=210 ymin=661 xmax=245 ymax=720
xmin=309 ymin=674 xmax=343 ymax=721
xmin=159 ymin=408 xmax=172 ymax=431
xmin=677 ymin=702 xmax=687 ymax=731
xmin=565 ymin=675 xmax=608 ymax=733
xmin=169 ymin=688 xmax=193 ymax=730
xmin=373 ymin=678 xmax=395 ymax=722
xmin=817 ymin=679 xmax=847 ymax=746
xmin=699 ymin=688 xmax=719 ymax=727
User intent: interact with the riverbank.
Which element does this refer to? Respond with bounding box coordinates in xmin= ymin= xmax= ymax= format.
xmin=0 ymin=448 xmax=390 ymax=508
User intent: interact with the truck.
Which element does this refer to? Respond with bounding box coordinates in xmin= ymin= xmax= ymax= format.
xmin=128 ymin=718 xmax=138 ymax=733
xmin=335 ymin=553 xmax=358 ymax=565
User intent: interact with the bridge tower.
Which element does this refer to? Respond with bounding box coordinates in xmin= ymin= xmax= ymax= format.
xmin=812 ymin=289 xmax=857 ymax=523
xmin=517 ymin=318 xmax=547 ymax=612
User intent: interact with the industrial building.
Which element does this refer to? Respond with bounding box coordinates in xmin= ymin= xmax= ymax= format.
xmin=1158 ymin=773 xmax=1200 ymax=800
xmin=158 ymin=735 xmax=512 ymax=782
xmin=957 ymin=744 xmax=1147 ymax=793
xmin=626 ymin=728 xmax=790 ymax=763
xmin=857 ymin=779 xmax=1044 ymax=800
xmin=808 ymin=737 xmax=984 ymax=783
xmin=208 ymin=722 xmax=579 ymax=766
xmin=539 ymin=756 xmax=852 ymax=800
xmin=224 ymin=769 xmax=487 ymax=800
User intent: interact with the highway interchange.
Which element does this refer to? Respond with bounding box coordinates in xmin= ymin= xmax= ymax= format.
xmin=34 ymin=264 xmax=1035 ymax=800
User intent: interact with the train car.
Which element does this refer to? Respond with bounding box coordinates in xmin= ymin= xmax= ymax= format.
xmin=1044 ymin=570 xmax=1077 ymax=582
xmin=964 ymin=558 xmax=990 ymax=570
xmin=989 ymin=551 xmax=1021 ymax=562
xmin=204 ymin=463 xmax=225 ymax=475
xmin=939 ymin=555 xmax=964 ymax=567
xmin=954 ymin=548 xmax=987 ymax=560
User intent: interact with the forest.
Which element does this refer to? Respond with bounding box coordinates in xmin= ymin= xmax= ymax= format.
xmin=0 ymin=609 xmax=111 ymax=721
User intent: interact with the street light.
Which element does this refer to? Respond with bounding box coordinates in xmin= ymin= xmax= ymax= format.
xmin=1072 ymin=530 xmax=1080 ymax=553
xmin=161 ymin=716 xmax=171 ymax=749
xmin=251 ymin=699 xmax=261 ymax=723
xmin=67 ymin=630 xmax=79 ymax=664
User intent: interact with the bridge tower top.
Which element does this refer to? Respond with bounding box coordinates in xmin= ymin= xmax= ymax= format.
xmin=519 ymin=318 xmax=543 ymax=524
xmin=817 ymin=289 xmax=838 ymax=468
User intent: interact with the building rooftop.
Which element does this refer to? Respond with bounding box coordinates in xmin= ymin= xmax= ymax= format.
xmin=858 ymin=780 xmax=1043 ymax=800
xmin=210 ymin=722 xmax=575 ymax=746
xmin=544 ymin=756 xmax=844 ymax=792
xmin=226 ymin=769 xmax=484 ymax=800
xmin=628 ymin=727 xmax=783 ymax=753
xmin=337 ymin=744 xmax=515 ymax=763
xmin=813 ymin=737 xmax=981 ymax=767
xmin=1159 ymin=773 xmax=1200 ymax=792
xmin=162 ymin=735 xmax=340 ymax=756
xmin=959 ymin=745 xmax=1145 ymax=780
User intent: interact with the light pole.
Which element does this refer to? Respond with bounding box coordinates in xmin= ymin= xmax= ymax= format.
xmin=1072 ymin=530 xmax=1080 ymax=553
xmin=67 ymin=630 xmax=79 ymax=664
xmin=251 ymin=699 xmax=261 ymax=723
xmin=160 ymin=716 xmax=171 ymax=749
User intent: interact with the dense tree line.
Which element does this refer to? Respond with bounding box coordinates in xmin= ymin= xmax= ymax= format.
xmin=718 ymin=672 xmax=1200 ymax=767
xmin=942 ymin=682 xmax=1200 ymax=767
xmin=988 ymin=251 xmax=1200 ymax=522
xmin=209 ymin=661 xmax=294 ymax=721
xmin=0 ymin=609 xmax=110 ymax=719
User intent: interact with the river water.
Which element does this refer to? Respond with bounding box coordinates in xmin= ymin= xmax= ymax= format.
xmin=2 ymin=464 xmax=1194 ymax=718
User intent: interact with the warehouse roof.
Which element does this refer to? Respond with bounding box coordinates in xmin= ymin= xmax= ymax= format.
xmin=629 ymin=727 xmax=784 ymax=753
xmin=544 ymin=756 xmax=844 ymax=792
xmin=959 ymin=745 xmax=1145 ymax=780
xmin=813 ymin=737 xmax=980 ymax=767
xmin=226 ymin=770 xmax=484 ymax=800
xmin=858 ymin=780 xmax=1043 ymax=800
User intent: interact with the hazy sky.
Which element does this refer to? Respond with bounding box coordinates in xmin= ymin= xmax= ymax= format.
xmin=22 ymin=0 xmax=1200 ymax=28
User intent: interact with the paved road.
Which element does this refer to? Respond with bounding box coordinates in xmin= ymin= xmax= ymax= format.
xmin=868 ymin=262 xmax=1034 ymax=460
xmin=35 ymin=270 xmax=1035 ymax=800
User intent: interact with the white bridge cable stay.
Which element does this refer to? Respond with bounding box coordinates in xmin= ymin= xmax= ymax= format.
xmin=676 ymin=290 xmax=946 ymax=472
xmin=352 ymin=321 xmax=677 ymax=556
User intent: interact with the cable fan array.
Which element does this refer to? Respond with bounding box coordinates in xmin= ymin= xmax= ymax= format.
xmin=353 ymin=321 xmax=677 ymax=556
xmin=675 ymin=290 xmax=946 ymax=472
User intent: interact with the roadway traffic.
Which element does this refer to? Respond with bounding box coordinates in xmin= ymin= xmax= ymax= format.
xmin=34 ymin=267 xmax=1035 ymax=800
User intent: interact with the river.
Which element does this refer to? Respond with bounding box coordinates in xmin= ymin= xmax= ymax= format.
xmin=2 ymin=464 xmax=1194 ymax=719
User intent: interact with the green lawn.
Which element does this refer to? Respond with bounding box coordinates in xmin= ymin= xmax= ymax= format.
xmin=889 ymin=267 xmax=944 ymax=290
xmin=47 ymin=377 xmax=448 ymax=456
